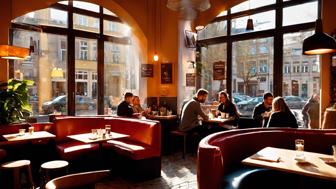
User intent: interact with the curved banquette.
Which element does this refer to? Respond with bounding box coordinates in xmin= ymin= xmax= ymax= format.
xmin=197 ymin=128 xmax=336 ymax=189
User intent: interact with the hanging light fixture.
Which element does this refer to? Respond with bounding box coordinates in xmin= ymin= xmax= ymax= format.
xmin=153 ymin=52 xmax=159 ymax=62
xmin=302 ymin=0 xmax=336 ymax=55
xmin=245 ymin=0 xmax=254 ymax=31
xmin=0 ymin=45 xmax=29 ymax=60
xmin=302 ymin=19 xmax=336 ymax=55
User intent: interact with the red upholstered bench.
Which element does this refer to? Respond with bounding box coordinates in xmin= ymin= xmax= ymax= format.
xmin=197 ymin=128 xmax=336 ymax=189
xmin=53 ymin=116 xmax=161 ymax=180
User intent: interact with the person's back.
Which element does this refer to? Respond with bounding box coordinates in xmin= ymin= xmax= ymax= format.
xmin=267 ymin=96 xmax=298 ymax=128
xmin=267 ymin=111 xmax=298 ymax=128
xmin=179 ymin=98 xmax=204 ymax=132
xmin=302 ymin=94 xmax=319 ymax=129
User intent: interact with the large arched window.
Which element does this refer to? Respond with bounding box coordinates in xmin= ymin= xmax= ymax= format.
xmin=11 ymin=1 xmax=140 ymax=116
xmin=197 ymin=0 xmax=320 ymax=127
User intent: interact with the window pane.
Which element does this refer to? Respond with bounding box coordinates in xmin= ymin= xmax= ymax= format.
xmin=231 ymin=0 xmax=276 ymax=13
xmin=283 ymin=1 xmax=318 ymax=26
xmin=75 ymin=38 xmax=97 ymax=115
xmin=73 ymin=1 xmax=100 ymax=13
xmin=231 ymin=10 xmax=275 ymax=35
xmin=103 ymin=8 xmax=117 ymax=16
xmin=283 ymin=31 xmax=320 ymax=128
xmin=197 ymin=20 xmax=227 ymax=40
xmin=13 ymin=29 xmax=68 ymax=116
xmin=103 ymin=20 xmax=130 ymax=37
xmin=73 ymin=14 xmax=99 ymax=33
xmin=200 ymin=43 xmax=227 ymax=102
xmin=12 ymin=8 xmax=67 ymax=28
xmin=232 ymin=37 xmax=274 ymax=116
xmin=104 ymin=42 xmax=139 ymax=114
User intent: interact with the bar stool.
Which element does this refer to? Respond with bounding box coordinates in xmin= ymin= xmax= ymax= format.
xmin=39 ymin=160 xmax=69 ymax=189
xmin=1 ymin=160 xmax=34 ymax=189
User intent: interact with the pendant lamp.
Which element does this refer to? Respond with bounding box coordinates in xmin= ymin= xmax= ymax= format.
xmin=0 ymin=45 xmax=29 ymax=60
xmin=245 ymin=0 xmax=254 ymax=31
xmin=302 ymin=18 xmax=336 ymax=55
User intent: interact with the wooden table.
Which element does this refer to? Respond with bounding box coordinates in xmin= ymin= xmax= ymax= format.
xmin=3 ymin=131 xmax=55 ymax=142
xmin=242 ymin=147 xmax=336 ymax=181
xmin=202 ymin=117 xmax=237 ymax=130
xmin=151 ymin=115 xmax=178 ymax=120
xmin=68 ymin=132 xmax=128 ymax=145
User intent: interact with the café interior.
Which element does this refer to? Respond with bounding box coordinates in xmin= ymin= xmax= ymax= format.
xmin=0 ymin=0 xmax=336 ymax=188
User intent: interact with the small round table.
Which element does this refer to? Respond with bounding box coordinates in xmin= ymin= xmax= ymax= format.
xmin=40 ymin=160 xmax=69 ymax=189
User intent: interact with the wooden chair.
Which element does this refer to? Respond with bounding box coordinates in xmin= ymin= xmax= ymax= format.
xmin=45 ymin=170 xmax=110 ymax=189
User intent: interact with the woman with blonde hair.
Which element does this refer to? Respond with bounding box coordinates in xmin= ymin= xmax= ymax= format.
xmin=266 ymin=97 xmax=298 ymax=128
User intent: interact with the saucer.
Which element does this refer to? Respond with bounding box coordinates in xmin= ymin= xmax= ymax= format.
xmin=89 ymin=136 xmax=98 ymax=140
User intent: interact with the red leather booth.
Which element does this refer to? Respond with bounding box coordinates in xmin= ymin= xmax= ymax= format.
xmin=53 ymin=116 xmax=161 ymax=180
xmin=197 ymin=128 xmax=336 ymax=189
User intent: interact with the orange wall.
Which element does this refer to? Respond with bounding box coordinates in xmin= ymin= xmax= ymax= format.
xmin=321 ymin=0 xmax=336 ymax=120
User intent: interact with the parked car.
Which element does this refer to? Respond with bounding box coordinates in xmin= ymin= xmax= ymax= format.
xmin=237 ymin=96 xmax=263 ymax=112
xmin=283 ymin=96 xmax=307 ymax=109
xmin=233 ymin=96 xmax=244 ymax=104
xmin=232 ymin=93 xmax=252 ymax=101
xmin=42 ymin=95 xmax=96 ymax=114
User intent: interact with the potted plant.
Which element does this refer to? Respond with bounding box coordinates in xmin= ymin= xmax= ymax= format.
xmin=0 ymin=79 xmax=34 ymax=124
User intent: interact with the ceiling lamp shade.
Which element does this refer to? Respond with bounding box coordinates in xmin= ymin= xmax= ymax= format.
xmin=302 ymin=19 xmax=336 ymax=55
xmin=0 ymin=45 xmax=29 ymax=60
xmin=51 ymin=68 xmax=64 ymax=78
xmin=246 ymin=18 xmax=254 ymax=31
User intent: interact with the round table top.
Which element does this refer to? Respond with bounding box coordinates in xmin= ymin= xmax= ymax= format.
xmin=1 ymin=160 xmax=30 ymax=168
xmin=41 ymin=160 xmax=69 ymax=169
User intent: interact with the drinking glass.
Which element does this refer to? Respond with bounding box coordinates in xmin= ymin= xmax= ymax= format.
xmin=91 ymin=129 xmax=98 ymax=138
xmin=295 ymin=139 xmax=304 ymax=159
xmin=105 ymin=125 xmax=111 ymax=135
xmin=28 ymin=126 xmax=34 ymax=135
xmin=18 ymin=129 xmax=25 ymax=136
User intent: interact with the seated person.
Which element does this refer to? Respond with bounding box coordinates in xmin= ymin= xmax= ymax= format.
xmin=179 ymin=89 xmax=211 ymax=137
xmin=117 ymin=92 xmax=134 ymax=117
xmin=132 ymin=95 xmax=152 ymax=118
xmin=132 ymin=95 xmax=144 ymax=113
xmin=252 ymin=92 xmax=273 ymax=127
xmin=217 ymin=91 xmax=240 ymax=125
xmin=266 ymin=97 xmax=298 ymax=128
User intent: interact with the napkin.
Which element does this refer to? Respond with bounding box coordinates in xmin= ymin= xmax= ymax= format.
xmin=251 ymin=154 xmax=280 ymax=162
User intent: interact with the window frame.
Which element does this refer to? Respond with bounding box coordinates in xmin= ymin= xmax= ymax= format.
xmin=196 ymin=0 xmax=320 ymax=98
xmin=10 ymin=1 xmax=131 ymax=115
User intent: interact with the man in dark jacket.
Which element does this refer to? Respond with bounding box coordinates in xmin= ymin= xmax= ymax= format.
xmin=252 ymin=92 xmax=273 ymax=127
xmin=117 ymin=92 xmax=134 ymax=117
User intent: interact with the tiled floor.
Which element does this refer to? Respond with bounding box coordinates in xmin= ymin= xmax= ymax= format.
xmin=97 ymin=153 xmax=197 ymax=189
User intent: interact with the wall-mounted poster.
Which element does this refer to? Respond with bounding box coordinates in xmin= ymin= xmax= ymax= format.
xmin=161 ymin=63 xmax=173 ymax=84
xmin=184 ymin=30 xmax=196 ymax=48
xmin=186 ymin=73 xmax=196 ymax=87
xmin=141 ymin=64 xmax=153 ymax=77
xmin=213 ymin=61 xmax=225 ymax=80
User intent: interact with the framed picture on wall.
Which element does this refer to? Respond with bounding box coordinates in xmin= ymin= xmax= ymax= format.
xmin=184 ymin=30 xmax=196 ymax=48
xmin=141 ymin=64 xmax=153 ymax=77
xmin=161 ymin=63 xmax=173 ymax=84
